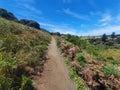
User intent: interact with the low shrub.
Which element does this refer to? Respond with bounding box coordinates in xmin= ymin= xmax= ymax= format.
xmin=64 ymin=57 xmax=87 ymax=90
xmin=106 ymin=56 xmax=117 ymax=64
xmin=64 ymin=57 xmax=71 ymax=65
xmin=0 ymin=76 xmax=13 ymax=90
xmin=70 ymin=69 xmax=87 ymax=90
xmin=103 ymin=65 xmax=118 ymax=76
xmin=20 ymin=75 xmax=35 ymax=90
xmin=107 ymin=56 xmax=114 ymax=60
xmin=76 ymin=53 xmax=86 ymax=66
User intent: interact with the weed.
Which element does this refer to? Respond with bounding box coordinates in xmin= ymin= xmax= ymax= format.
xmin=0 ymin=76 xmax=13 ymax=90
xmin=103 ymin=65 xmax=118 ymax=76
xmin=63 ymin=57 xmax=87 ymax=90
xmin=96 ymin=55 xmax=106 ymax=61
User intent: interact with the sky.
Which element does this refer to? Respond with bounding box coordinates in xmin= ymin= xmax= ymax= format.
xmin=0 ymin=0 xmax=120 ymax=36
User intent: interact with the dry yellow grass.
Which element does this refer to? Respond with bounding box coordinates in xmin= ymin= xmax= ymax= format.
xmin=99 ymin=48 xmax=120 ymax=64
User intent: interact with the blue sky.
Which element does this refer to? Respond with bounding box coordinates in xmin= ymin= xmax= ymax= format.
xmin=0 ymin=0 xmax=120 ymax=36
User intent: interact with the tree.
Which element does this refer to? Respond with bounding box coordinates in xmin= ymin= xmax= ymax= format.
xmin=102 ymin=33 xmax=107 ymax=42
xmin=111 ymin=32 xmax=115 ymax=38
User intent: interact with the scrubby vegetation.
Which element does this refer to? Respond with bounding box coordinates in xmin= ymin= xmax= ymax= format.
xmin=56 ymin=33 xmax=120 ymax=90
xmin=56 ymin=37 xmax=88 ymax=90
xmin=19 ymin=19 xmax=40 ymax=29
xmin=0 ymin=8 xmax=42 ymax=30
xmin=0 ymin=18 xmax=51 ymax=90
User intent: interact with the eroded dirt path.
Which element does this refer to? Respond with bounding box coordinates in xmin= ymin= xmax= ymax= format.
xmin=33 ymin=37 xmax=76 ymax=90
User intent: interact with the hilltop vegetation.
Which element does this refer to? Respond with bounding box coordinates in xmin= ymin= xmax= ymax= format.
xmin=0 ymin=18 xmax=51 ymax=90
xmin=0 ymin=8 xmax=42 ymax=30
xmin=19 ymin=19 xmax=40 ymax=29
xmin=0 ymin=8 xmax=18 ymax=21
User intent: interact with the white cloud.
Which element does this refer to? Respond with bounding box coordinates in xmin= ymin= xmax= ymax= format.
xmin=63 ymin=8 xmax=89 ymax=20
xmin=95 ymin=22 xmax=109 ymax=27
xmin=116 ymin=14 xmax=120 ymax=21
xmin=81 ymin=25 xmax=120 ymax=36
xmin=39 ymin=22 xmax=56 ymax=27
xmin=93 ymin=11 xmax=112 ymax=27
xmin=40 ymin=21 xmax=120 ymax=36
xmin=99 ymin=14 xmax=112 ymax=22
xmin=50 ymin=27 xmax=77 ymax=35
xmin=40 ymin=22 xmax=77 ymax=35
xmin=21 ymin=4 xmax=42 ymax=14
xmin=13 ymin=0 xmax=42 ymax=19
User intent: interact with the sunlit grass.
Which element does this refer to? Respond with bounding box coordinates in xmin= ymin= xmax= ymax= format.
xmin=99 ymin=49 xmax=120 ymax=64
xmin=0 ymin=18 xmax=51 ymax=89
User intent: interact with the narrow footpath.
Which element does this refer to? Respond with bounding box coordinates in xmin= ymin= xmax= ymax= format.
xmin=33 ymin=37 xmax=76 ymax=90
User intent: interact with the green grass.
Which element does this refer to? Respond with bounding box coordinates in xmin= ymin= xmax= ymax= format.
xmin=103 ymin=65 xmax=118 ymax=76
xmin=21 ymin=75 xmax=35 ymax=90
xmin=76 ymin=53 xmax=86 ymax=66
xmin=0 ymin=18 xmax=51 ymax=89
xmin=64 ymin=57 xmax=87 ymax=90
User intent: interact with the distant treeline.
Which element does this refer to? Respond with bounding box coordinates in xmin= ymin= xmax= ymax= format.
xmin=0 ymin=8 xmax=48 ymax=32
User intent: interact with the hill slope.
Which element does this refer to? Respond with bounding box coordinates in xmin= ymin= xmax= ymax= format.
xmin=0 ymin=18 xmax=51 ymax=90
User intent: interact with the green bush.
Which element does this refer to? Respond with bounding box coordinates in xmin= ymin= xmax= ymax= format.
xmin=21 ymin=75 xmax=34 ymax=90
xmin=107 ymin=56 xmax=114 ymax=60
xmin=106 ymin=56 xmax=117 ymax=64
xmin=0 ymin=76 xmax=13 ymax=90
xmin=34 ymin=45 xmax=47 ymax=57
xmin=76 ymin=53 xmax=86 ymax=66
xmin=70 ymin=69 xmax=87 ymax=90
xmin=103 ymin=65 xmax=118 ymax=76
xmin=64 ymin=57 xmax=71 ymax=65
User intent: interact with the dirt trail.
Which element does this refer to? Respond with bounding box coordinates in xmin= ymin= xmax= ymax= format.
xmin=33 ymin=37 xmax=76 ymax=90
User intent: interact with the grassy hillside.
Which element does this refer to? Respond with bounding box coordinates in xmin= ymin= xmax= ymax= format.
xmin=0 ymin=18 xmax=51 ymax=90
xmin=56 ymin=34 xmax=120 ymax=90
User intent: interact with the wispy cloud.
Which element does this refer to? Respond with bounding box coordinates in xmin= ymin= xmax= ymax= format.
xmin=13 ymin=0 xmax=43 ymax=20
xmin=20 ymin=4 xmax=42 ymax=14
xmin=40 ymin=21 xmax=120 ymax=36
xmin=99 ymin=13 xmax=112 ymax=22
xmin=91 ymin=11 xmax=112 ymax=27
xmin=40 ymin=22 xmax=56 ymax=27
xmin=40 ymin=22 xmax=77 ymax=35
xmin=63 ymin=8 xmax=89 ymax=20
xmin=81 ymin=25 xmax=120 ymax=36
xmin=116 ymin=14 xmax=120 ymax=21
